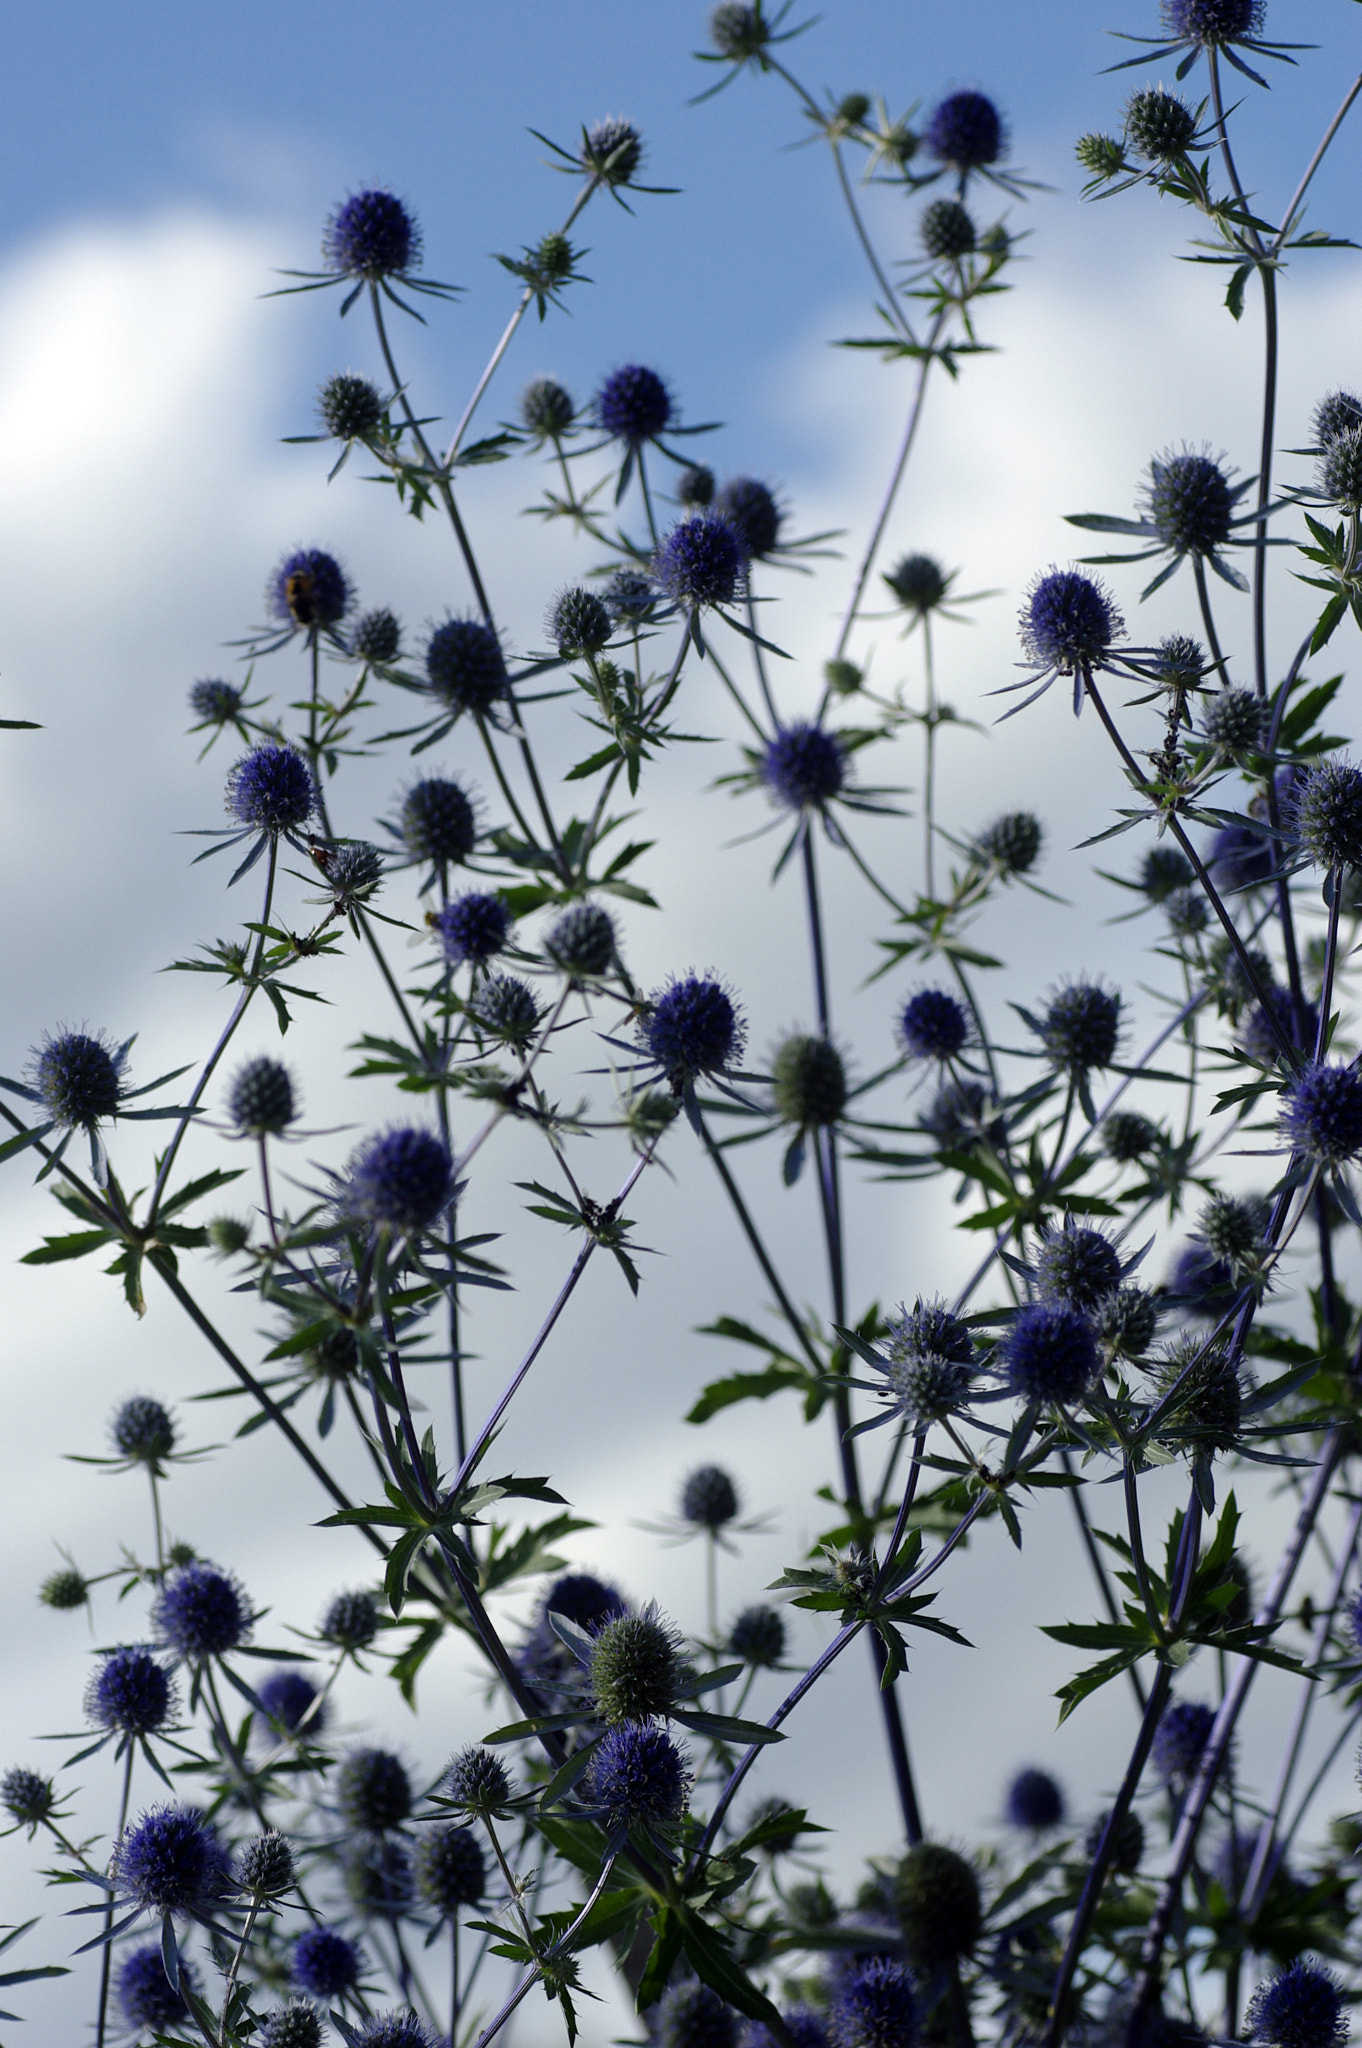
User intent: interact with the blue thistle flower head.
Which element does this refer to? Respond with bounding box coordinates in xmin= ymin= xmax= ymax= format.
xmin=728 ymin=1604 xmax=786 ymax=1668
xmin=337 ymin=1747 xmax=412 ymax=1833
xmin=607 ymin=566 xmax=658 ymax=621
xmin=228 ymin=1055 xmax=297 ymax=1138
xmin=1314 ymin=390 xmax=1362 ymax=450
xmin=1036 ymin=979 xmax=1121 ymax=1075
xmin=117 ymin=1944 xmax=195 ymax=2030
xmin=762 ymin=722 xmax=846 ymax=811
xmin=1003 ymin=1303 xmax=1099 ymax=1406
xmin=681 ymin=1464 xmax=739 ymax=1530
xmin=1020 ymin=568 xmax=1123 ymax=674
xmin=582 ymin=117 xmax=644 ymax=187
xmin=226 ymin=744 xmax=318 ymax=834
xmin=546 ymin=901 xmax=617 ymax=979
xmin=1291 ymin=758 xmax=1362 ymax=871
xmin=1004 ymin=1767 xmax=1065 ymax=1830
xmin=898 ymin=987 xmax=971 ymax=1063
xmin=1035 ymin=1219 xmax=1123 ymax=1313
xmin=642 ymin=974 xmax=747 ymax=1084
xmin=828 ymin=1955 xmax=918 ymax=2048
xmin=190 ymin=677 xmax=244 ymax=726
xmin=1162 ymin=0 xmax=1266 ymax=47
xmin=424 ymin=616 xmax=507 ymax=718
xmin=717 ymin=476 xmax=783 ymax=558
xmin=112 ymin=1394 xmax=176 ymax=1463
xmin=653 ymin=513 xmax=747 ymax=609
xmin=352 ymin=606 xmax=402 ymax=665
xmin=433 ymin=890 xmax=511 ymax=966
xmin=346 ymin=1126 xmax=453 ymax=1235
xmin=547 ymin=585 xmax=612 ymax=658
xmin=1247 ymin=1964 xmax=1347 ymax=2048
xmin=921 ymin=198 xmax=976 ymax=261
xmin=154 ymin=1563 xmax=251 ymax=1661
xmin=345 ymin=1835 xmax=415 ymax=1920
xmin=445 ymin=1744 xmax=514 ymax=1814
xmin=885 ymin=1299 xmax=974 ymax=1365
xmin=114 ymin=1803 xmax=228 ymax=1915
xmin=653 ymin=1979 xmax=738 ymax=2048
xmin=291 ymin=1927 xmax=362 ymax=1999
xmin=925 ymin=90 xmax=1005 ymax=172
xmin=319 ymin=372 xmax=384 ymax=442
xmin=544 ymin=1572 xmax=628 ymax=1630
xmin=1280 ymin=1061 xmax=1362 ymax=1166
xmin=398 ymin=776 xmax=477 ymax=867
xmin=586 ymin=1720 xmax=689 ymax=1833
xmin=520 ymin=375 xmax=575 ymax=439
xmin=1143 ymin=447 xmax=1236 ymax=560
xmin=1152 ymin=1698 xmax=1216 ymax=1784
xmin=86 ymin=1648 xmax=176 ymax=1736
xmin=31 ymin=1029 xmax=126 ymax=1129
xmin=885 ymin=552 xmax=950 ymax=615
xmin=323 ymin=189 xmax=421 ymax=280
xmin=595 ymin=363 xmax=672 ymax=444
xmin=415 ymin=1824 xmax=486 ymax=1915
xmin=268 ymin=547 xmax=353 ymax=630
xmin=1168 ymin=1241 xmax=1235 ymax=1315
xmin=353 ymin=2015 xmax=441 ymax=2048
xmin=257 ymin=1669 xmax=323 ymax=1733
xmin=0 ymin=1769 xmax=55 ymax=1827
xmin=1208 ymin=819 xmax=1274 ymax=893
xmin=322 ymin=1588 xmax=381 ymax=1651
xmin=472 ymin=973 xmax=541 ymax=1048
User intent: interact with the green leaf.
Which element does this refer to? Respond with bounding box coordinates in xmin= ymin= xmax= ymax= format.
xmin=686 ymin=1364 xmax=813 ymax=1423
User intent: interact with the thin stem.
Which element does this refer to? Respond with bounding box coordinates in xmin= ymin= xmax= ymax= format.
xmin=922 ymin=613 xmax=937 ymax=899
xmin=1192 ymin=554 xmax=1229 ymax=683
xmin=93 ymin=1740 xmax=136 ymax=2048
xmin=1272 ymin=76 xmax=1362 ymax=252
xmin=1251 ymin=264 xmax=1278 ymax=704
xmin=443 ymin=178 xmax=601 ymax=465
xmin=148 ymin=839 xmax=279 ymax=1223
xmin=831 ymin=142 xmax=914 ymax=344
xmin=1063 ymin=1454 xmax=1147 ymax=1712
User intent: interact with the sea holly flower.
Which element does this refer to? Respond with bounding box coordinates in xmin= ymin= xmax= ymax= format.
xmin=0 ymin=1028 xmax=191 ymax=1187
xmin=533 ymin=116 xmax=675 ymax=209
xmin=637 ymin=973 xmax=748 ymax=1109
xmin=999 ymin=566 xmax=1125 ymax=716
xmin=270 ymin=187 xmax=459 ymax=318
xmin=693 ymin=3 xmax=814 ymax=101
xmin=344 ymin=1126 xmax=453 ymax=1238
xmin=1106 ymin=0 xmax=1306 ymax=88
xmin=382 ymin=773 xmax=479 ymax=886
xmin=1068 ymin=446 xmax=1257 ymax=598
xmin=1247 ymin=1962 xmax=1349 ymax=2048
xmin=187 ymin=741 xmax=321 ymax=887
xmin=1005 ymin=1767 xmax=1065 ymax=1830
xmin=584 ymin=1719 xmax=689 ymax=1837
xmin=109 ymin=1803 xmax=229 ymax=1926
xmin=153 ymin=1562 xmax=253 ymax=1664
xmin=292 ymin=1925 xmax=362 ymax=1999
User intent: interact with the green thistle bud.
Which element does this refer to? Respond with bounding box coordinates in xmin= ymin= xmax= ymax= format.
xmin=1076 ymin=133 xmax=1126 ymax=178
xmin=318 ymin=373 xmax=383 ymax=442
xmin=1203 ymin=688 xmax=1267 ymax=754
xmin=207 ymin=1215 xmax=252 ymax=1257
xmin=40 ymin=1567 xmax=88 ymax=1611
xmin=893 ymin=1842 xmax=983 ymax=1968
xmin=238 ymin=1830 xmax=296 ymax=1898
xmin=1097 ymin=1284 xmax=1159 ymax=1363
xmin=771 ymin=1033 xmax=848 ymax=1129
xmin=920 ymin=200 xmax=976 ymax=262
xmin=1103 ymin=1111 xmax=1160 ymax=1163
xmin=1198 ymin=1193 xmax=1261 ymax=1264
xmin=1124 ymin=87 xmax=1198 ymax=162
xmin=824 ymin=658 xmax=862 ymax=696
xmin=589 ymin=1609 xmax=685 ymax=1724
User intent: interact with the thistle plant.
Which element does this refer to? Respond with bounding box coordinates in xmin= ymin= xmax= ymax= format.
xmin=7 ymin=7 xmax=1362 ymax=2048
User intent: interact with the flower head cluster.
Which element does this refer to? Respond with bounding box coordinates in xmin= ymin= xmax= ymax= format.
xmin=717 ymin=476 xmax=783 ymax=558
xmin=641 ymin=975 xmax=746 ymax=1086
xmin=547 ymin=585 xmax=612 ymax=659
xmin=590 ymin=1607 xmax=687 ymax=1723
xmin=31 ymin=1029 xmax=126 ymax=1130
xmin=1246 ymin=1963 xmax=1348 ymax=2048
xmin=586 ymin=1720 xmax=689 ymax=1833
xmin=433 ymin=891 xmax=510 ymax=966
xmin=1020 ymin=568 xmax=1124 ymax=676
xmin=898 ymin=988 xmax=971 ymax=1064
xmin=653 ymin=514 xmax=747 ymax=609
xmin=319 ymin=372 xmax=383 ymax=442
xmin=1280 ymin=1062 xmax=1362 ymax=1166
xmin=653 ymin=1981 xmax=738 ymax=2048
xmin=829 ymin=1955 xmax=918 ymax=2048
xmin=86 ymin=1648 xmax=176 ymax=1737
xmin=323 ymin=1588 xmax=380 ymax=1652
xmin=1034 ymin=979 xmax=1122 ymax=1075
xmin=761 ymin=722 xmax=846 ymax=812
xmin=445 ymin=1745 xmax=514 ymax=1816
xmin=112 ymin=1395 xmax=176 ymax=1464
xmin=521 ymin=376 xmax=575 ymax=440
xmin=397 ymin=777 xmax=476 ymax=867
xmin=884 ymin=553 xmax=950 ymax=617
xmin=925 ymin=90 xmax=1005 ymax=173
xmin=680 ymin=1464 xmax=739 ymax=1531
xmin=1003 ymin=1303 xmax=1099 ymax=1406
xmin=1035 ymin=1220 xmax=1123 ymax=1313
xmin=258 ymin=1670 xmax=323 ymax=1732
xmin=581 ymin=118 xmax=644 ymax=188
xmin=729 ymin=1604 xmax=786 ymax=1668
xmin=976 ymin=811 xmax=1043 ymax=876
xmin=324 ymin=189 xmax=420 ymax=281
xmin=893 ymin=1841 xmax=982 ymax=1969
xmin=1291 ymin=760 xmax=1362 ymax=871
xmin=352 ymin=607 xmax=401 ymax=664
xmin=771 ymin=1032 xmax=848 ymax=1129
xmin=154 ymin=1563 xmax=251 ymax=1661
xmin=1125 ymin=86 xmax=1199 ymax=160
xmin=345 ymin=1835 xmax=414 ymax=1918
xmin=1161 ymin=0 xmax=1265 ymax=49
xmin=472 ymin=974 xmax=540 ymax=1048
xmin=228 ymin=1055 xmax=297 ymax=1139
xmin=1004 ymin=1767 xmax=1065 ymax=1830
xmin=414 ymin=1825 xmax=486 ymax=1915
xmin=1152 ymin=1697 xmax=1216 ymax=1784
xmin=190 ymin=677 xmax=245 ymax=729
xmin=1143 ymin=448 xmax=1236 ymax=560
xmin=227 ymin=745 xmax=318 ymax=834
xmin=115 ymin=1804 xmax=227 ymax=1916
xmin=118 ymin=1945 xmax=196 ymax=2031
xmin=545 ymin=902 xmax=617 ymax=979
xmin=425 ymin=618 xmax=506 ymax=718
xmin=346 ymin=1127 xmax=453 ymax=1235
xmin=268 ymin=548 xmax=353 ymax=631
xmin=292 ymin=1926 xmax=362 ymax=1998
xmin=595 ymin=364 xmax=672 ymax=444
xmin=259 ymin=2006 xmax=324 ymax=2048
xmin=337 ymin=1747 xmax=412 ymax=1833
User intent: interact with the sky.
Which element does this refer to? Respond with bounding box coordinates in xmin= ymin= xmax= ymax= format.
xmin=2 ymin=2 xmax=1362 ymax=2039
